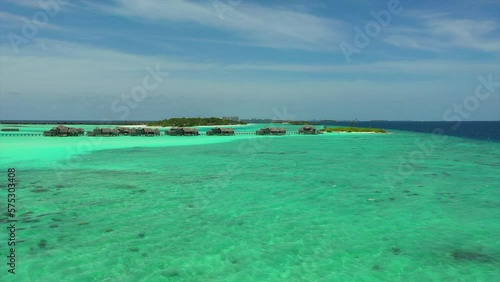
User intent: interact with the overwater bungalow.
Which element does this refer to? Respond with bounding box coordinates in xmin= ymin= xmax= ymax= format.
xmin=102 ymin=128 xmax=112 ymax=136
xmin=270 ymin=128 xmax=286 ymax=135
xmin=165 ymin=127 xmax=183 ymax=136
xmin=256 ymin=127 xmax=270 ymax=135
xmin=299 ymin=125 xmax=320 ymax=135
xmin=58 ymin=125 xmax=68 ymax=136
xmin=183 ymin=128 xmax=199 ymax=136
xmin=87 ymin=127 xmax=119 ymax=137
xmin=206 ymin=127 xmax=235 ymax=136
xmin=86 ymin=127 xmax=99 ymax=136
xmin=166 ymin=127 xmax=199 ymax=136
xmin=139 ymin=128 xmax=157 ymax=136
xmin=43 ymin=125 xmax=84 ymax=137
xmin=117 ymin=127 xmax=131 ymax=135
xmin=43 ymin=129 xmax=52 ymax=136
xmin=43 ymin=127 xmax=57 ymax=136
xmin=130 ymin=128 xmax=144 ymax=136
xmin=68 ymin=128 xmax=79 ymax=136
xmin=143 ymin=128 xmax=153 ymax=136
xmin=256 ymin=127 xmax=286 ymax=135
xmin=143 ymin=128 xmax=160 ymax=136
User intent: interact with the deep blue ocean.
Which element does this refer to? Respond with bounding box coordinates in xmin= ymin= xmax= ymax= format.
xmin=330 ymin=121 xmax=500 ymax=142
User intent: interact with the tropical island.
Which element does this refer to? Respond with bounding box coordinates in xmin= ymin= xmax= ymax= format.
xmin=147 ymin=117 xmax=247 ymax=127
xmin=288 ymin=120 xmax=330 ymax=125
xmin=321 ymin=127 xmax=387 ymax=133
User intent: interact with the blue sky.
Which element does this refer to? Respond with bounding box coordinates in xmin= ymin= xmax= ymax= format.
xmin=0 ymin=0 xmax=499 ymax=121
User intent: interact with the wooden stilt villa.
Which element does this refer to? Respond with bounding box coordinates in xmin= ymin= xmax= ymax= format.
xmin=130 ymin=128 xmax=143 ymax=136
xmin=143 ymin=128 xmax=161 ymax=136
xmin=256 ymin=127 xmax=286 ymax=135
xmin=206 ymin=127 xmax=235 ymax=136
xmin=182 ymin=127 xmax=199 ymax=136
xmin=43 ymin=125 xmax=85 ymax=137
xmin=298 ymin=125 xmax=320 ymax=135
xmin=67 ymin=128 xmax=79 ymax=136
xmin=87 ymin=128 xmax=119 ymax=136
xmin=166 ymin=127 xmax=199 ymax=136
xmin=117 ymin=127 xmax=130 ymax=135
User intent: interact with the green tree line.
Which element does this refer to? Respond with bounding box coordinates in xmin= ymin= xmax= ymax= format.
xmin=147 ymin=117 xmax=247 ymax=127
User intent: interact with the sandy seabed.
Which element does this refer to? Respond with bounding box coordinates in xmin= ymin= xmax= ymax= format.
xmin=0 ymin=124 xmax=499 ymax=281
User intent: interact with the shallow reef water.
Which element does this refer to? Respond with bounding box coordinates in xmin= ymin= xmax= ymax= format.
xmin=0 ymin=124 xmax=499 ymax=281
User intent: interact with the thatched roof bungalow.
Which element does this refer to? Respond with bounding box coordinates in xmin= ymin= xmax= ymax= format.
xmin=270 ymin=127 xmax=286 ymax=135
xmin=182 ymin=127 xmax=199 ymax=136
xmin=206 ymin=127 xmax=235 ymax=136
xmin=137 ymin=128 xmax=145 ymax=135
xmin=101 ymin=128 xmax=112 ymax=136
xmin=166 ymin=127 xmax=199 ymax=136
xmin=256 ymin=127 xmax=286 ymax=135
xmin=43 ymin=130 xmax=54 ymax=136
xmin=165 ymin=127 xmax=183 ymax=136
xmin=117 ymin=127 xmax=130 ymax=135
xmin=68 ymin=128 xmax=79 ymax=136
xmin=87 ymin=127 xmax=119 ymax=136
xmin=57 ymin=125 xmax=69 ymax=136
xmin=299 ymin=125 xmax=319 ymax=135
xmin=43 ymin=125 xmax=83 ymax=137
xmin=141 ymin=128 xmax=160 ymax=136
xmin=256 ymin=127 xmax=271 ymax=135
xmin=143 ymin=128 xmax=153 ymax=135
xmin=87 ymin=127 xmax=101 ymax=136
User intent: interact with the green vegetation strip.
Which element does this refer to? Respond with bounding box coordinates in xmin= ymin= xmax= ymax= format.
xmin=321 ymin=127 xmax=386 ymax=133
xmin=147 ymin=117 xmax=247 ymax=127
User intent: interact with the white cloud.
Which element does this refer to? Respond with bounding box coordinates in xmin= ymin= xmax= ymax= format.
xmin=1 ymin=38 xmax=497 ymax=98
xmin=2 ymin=0 xmax=47 ymax=9
xmin=2 ymin=38 xmax=496 ymax=100
xmin=384 ymin=35 xmax=441 ymax=52
xmin=0 ymin=11 xmax=66 ymax=31
xmin=223 ymin=60 xmax=498 ymax=76
xmin=385 ymin=12 xmax=500 ymax=52
xmin=427 ymin=18 xmax=499 ymax=51
xmin=3 ymin=0 xmax=79 ymax=11
xmin=87 ymin=0 xmax=348 ymax=52
xmin=0 ymin=39 xmax=219 ymax=98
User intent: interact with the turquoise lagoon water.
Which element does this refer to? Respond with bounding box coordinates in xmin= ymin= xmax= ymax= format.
xmin=0 ymin=124 xmax=499 ymax=281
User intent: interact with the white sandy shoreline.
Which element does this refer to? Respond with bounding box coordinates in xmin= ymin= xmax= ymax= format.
xmin=195 ymin=124 xmax=251 ymax=128
xmin=119 ymin=124 xmax=252 ymax=128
